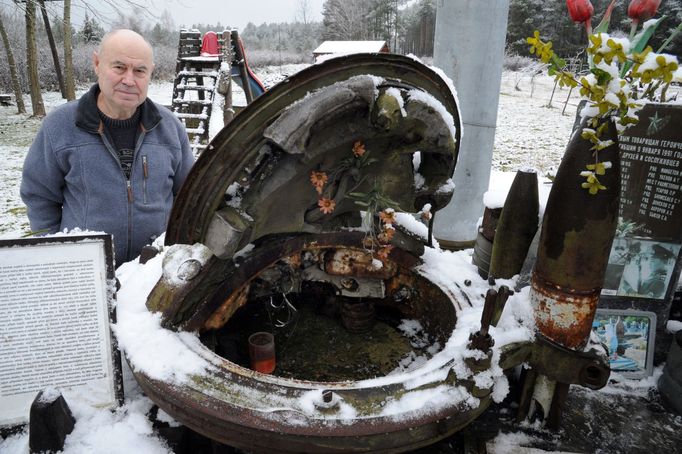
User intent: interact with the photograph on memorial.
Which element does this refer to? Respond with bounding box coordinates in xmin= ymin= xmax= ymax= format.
xmin=602 ymin=236 xmax=680 ymax=300
xmin=593 ymin=309 xmax=656 ymax=378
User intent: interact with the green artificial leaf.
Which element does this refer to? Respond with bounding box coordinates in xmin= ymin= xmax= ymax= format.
xmin=621 ymin=16 xmax=666 ymax=77
xmin=549 ymin=54 xmax=566 ymax=73
xmin=658 ymin=22 xmax=682 ymax=53
xmin=594 ymin=0 xmax=617 ymax=35
xmin=591 ymin=67 xmax=612 ymax=85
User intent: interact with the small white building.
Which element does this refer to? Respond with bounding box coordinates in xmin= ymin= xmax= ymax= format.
xmin=312 ymin=41 xmax=390 ymax=62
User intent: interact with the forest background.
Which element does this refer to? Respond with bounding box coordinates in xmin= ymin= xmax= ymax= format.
xmin=1 ymin=0 xmax=681 ymax=97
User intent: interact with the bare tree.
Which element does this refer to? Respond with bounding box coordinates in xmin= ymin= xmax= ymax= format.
xmin=25 ymin=0 xmax=45 ymax=116
xmin=322 ymin=0 xmax=369 ymax=40
xmin=64 ymin=0 xmax=75 ymax=100
xmin=296 ymin=0 xmax=312 ymax=25
xmin=38 ymin=0 xmax=67 ymax=98
xmin=0 ymin=12 xmax=26 ymax=114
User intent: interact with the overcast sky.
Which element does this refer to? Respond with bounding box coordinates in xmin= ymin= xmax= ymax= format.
xmin=68 ymin=0 xmax=325 ymax=31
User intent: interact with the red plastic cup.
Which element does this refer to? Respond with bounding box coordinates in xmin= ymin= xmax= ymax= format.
xmin=248 ymin=332 xmax=276 ymax=374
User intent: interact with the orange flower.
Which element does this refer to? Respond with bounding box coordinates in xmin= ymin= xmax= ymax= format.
xmin=377 ymin=225 xmax=395 ymax=244
xmin=310 ymin=171 xmax=328 ymax=194
xmin=376 ymin=245 xmax=394 ymax=260
xmin=318 ymin=197 xmax=336 ymax=214
xmin=352 ymin=140 xmax=366 ymax=157
xmin=379 ymin=208 xmax=396 ymax=225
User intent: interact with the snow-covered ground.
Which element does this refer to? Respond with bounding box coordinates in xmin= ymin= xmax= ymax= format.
xmin=0 ymin=68 xmax=677 ymax=453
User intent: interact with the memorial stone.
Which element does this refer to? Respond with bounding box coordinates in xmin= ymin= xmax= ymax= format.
xmin=570 ymin=103 xmax=682 ymax=362
xmin=28 ymin=390 xmax=75 ymax=453
xmin=597 ymin=104 xmax=682 ymax=325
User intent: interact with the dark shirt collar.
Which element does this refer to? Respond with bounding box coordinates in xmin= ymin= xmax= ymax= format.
xmin=75 ymin=83 xmax=162 ymax=133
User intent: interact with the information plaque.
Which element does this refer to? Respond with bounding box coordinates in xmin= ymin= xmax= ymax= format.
xmin=597 ymin=104 xmax=682 ymax=332
xmin=0 ymin=234 xmax=122 ymax=428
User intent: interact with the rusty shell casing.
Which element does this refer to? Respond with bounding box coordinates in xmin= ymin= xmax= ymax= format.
xmin=531 ymin=273 xmax=602 ymax=349
xmin=531 ymin=118 xmax=620 ymax=350
xmin=489 ymin=169 xmax=539 ymax=279
xmin=480 ymin=206 xmax=503 ymax=242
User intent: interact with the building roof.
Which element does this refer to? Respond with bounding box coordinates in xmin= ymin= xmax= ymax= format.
xmin=313 ymin=41 xmax=388 ymax=55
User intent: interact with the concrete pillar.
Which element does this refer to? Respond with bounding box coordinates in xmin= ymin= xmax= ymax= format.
xmin=432 ymin=0 xmax=510 ymax=247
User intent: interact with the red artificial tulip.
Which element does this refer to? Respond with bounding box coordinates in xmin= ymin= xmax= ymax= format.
xmin=628 ymin=0 xmax=662 ymax=23
xmin=566 ymin=0 xmax=595 ymax=23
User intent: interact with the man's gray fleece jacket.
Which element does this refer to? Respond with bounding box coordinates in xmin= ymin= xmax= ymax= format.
xmin=20 ymin=84 xmax=195 ymax=265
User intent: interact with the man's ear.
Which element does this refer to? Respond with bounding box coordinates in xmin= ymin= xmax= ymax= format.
xmin=93 ymin=51 xmax=100 ymax=75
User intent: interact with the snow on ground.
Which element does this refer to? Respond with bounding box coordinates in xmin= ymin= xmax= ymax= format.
xmin=493 ymin=71 xmax=578 ymax=176
xmin=0 ymin=68 xmax=671 ymax=453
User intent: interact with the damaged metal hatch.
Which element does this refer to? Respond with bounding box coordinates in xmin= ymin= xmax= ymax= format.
xmin=132 ymin=53 xmax=497 ymax=453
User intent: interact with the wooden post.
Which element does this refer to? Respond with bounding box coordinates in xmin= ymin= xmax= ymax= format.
xmin=38 ymin=0 xmax=67 ymax=98
xmin=220 ymin=30 xmax=234 ymax=126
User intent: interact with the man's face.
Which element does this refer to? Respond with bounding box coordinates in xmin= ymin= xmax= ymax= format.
xmin=94 ymin=31 xmax=154 ymax=119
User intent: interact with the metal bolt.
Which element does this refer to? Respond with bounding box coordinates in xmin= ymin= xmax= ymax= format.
xmin=177 ymin=259 xmax=202 ymax=281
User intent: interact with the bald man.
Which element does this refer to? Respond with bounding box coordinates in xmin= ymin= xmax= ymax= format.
xmin=21 ymin=29 xmax=194 ymax=265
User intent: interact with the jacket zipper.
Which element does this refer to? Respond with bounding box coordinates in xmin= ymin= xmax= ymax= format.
xmin=99 ymin=129 xmax=134 ymax=261
xmin=99 ymin=124 xmax=148 ymax=262
xmin=142 ymin=155 xmax=148 ymax=204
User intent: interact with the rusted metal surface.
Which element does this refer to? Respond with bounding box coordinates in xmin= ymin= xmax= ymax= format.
xmin=165 ymin=53 xmax=461 ymax=250
xmin=148 ymin=231 xmax=419 ymax=332
xmin=383 ymin=270 xmax=458 ymax=339
xmin=531 ymin=118 xmax=620 ymax=350
xmin=136 ymin=223 xmax=505 ymax=452
xmin=489 ymin=169 xmax=539 ymax=279
xmin=134 ymin=234 xmax=492 ymax=452
xmin=467 ymin=289 xmax=497 ymax=353
xmin=516 ymin=368 xmax=538 ymax=422
xmin=530 ymin=272 xmax=602 ymax=350
xmin=340 ymin=299 xmax=376 ymax=333
xmin=490 ymin=285 xmax=512 ymax=327
xmin=127 ymin=52 xmax=624 ymax=452
xmin=480 ymin=207 xmax=502 ymax=242
xmin=471 ymin=232 xmax=493 ymax=279
xmin=527 ymin=335 xmax=609 ymax=389
xmin=135 ymin=368 xmax=492 ymax=453
xmin=324 ymin=248 xmax=397 ymax=279
xmin=203 ymin=285 xmax=248 ymax=331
